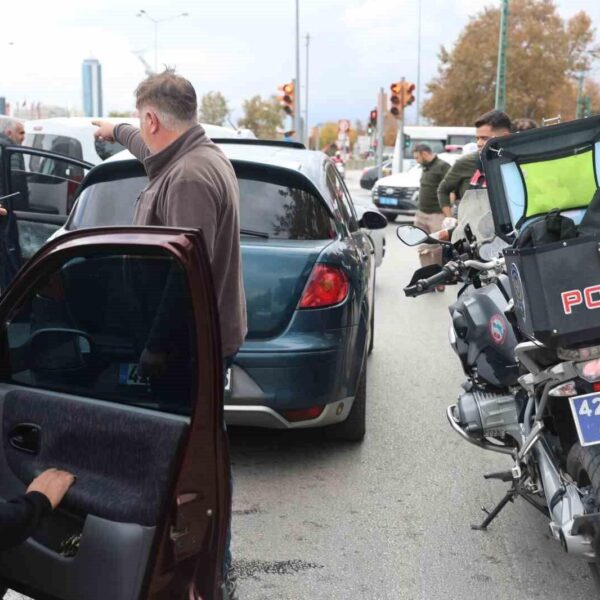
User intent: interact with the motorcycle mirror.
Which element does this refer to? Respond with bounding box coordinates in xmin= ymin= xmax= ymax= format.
xmin=396 ymin=225 xmax=432 ymax=246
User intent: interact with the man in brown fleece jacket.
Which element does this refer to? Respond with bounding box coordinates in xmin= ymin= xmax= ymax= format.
xmin=93 ymin=69 xmax=244 ymax=600
xmin=93 ymin=70 xmax=247 ymax=365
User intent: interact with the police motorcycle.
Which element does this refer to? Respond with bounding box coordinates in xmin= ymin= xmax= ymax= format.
xmin=399 ymin=115 xmax=600 ymax=589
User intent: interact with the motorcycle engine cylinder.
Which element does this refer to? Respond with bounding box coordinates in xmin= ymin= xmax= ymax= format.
xmin=456 ymin=389 xmax=519 ymax=439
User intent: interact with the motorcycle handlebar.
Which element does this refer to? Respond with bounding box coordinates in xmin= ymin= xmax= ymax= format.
xmin=404 ymin=265 xmax=454 ymax=297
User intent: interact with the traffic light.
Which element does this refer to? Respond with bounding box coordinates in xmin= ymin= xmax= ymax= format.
xmin=369 ymin=109 xmax=377 ymax=127
xmin=403 ymin=81 xmax=416 ymax=107
xmin=278 ymin=82 xmax=295 ymax=116
xmin=390 ymin=80 xmax=417 ymax=117
xmin=390 ymin=82 xmax=402 ymax=117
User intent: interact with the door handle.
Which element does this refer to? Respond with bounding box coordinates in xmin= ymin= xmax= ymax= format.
xmin=9 ymin=423 xmax=41 ymax=454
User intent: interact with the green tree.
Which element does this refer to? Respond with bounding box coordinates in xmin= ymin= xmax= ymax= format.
xmin=422 ymin=0 xmax=600 ymax=124
xmin=108 ymin=110 xmax=132 ymax=118
xmin=237 ymin=95 xmax=283 ymax=139
xmin=198 ymin=91 xmax=230 ymax=126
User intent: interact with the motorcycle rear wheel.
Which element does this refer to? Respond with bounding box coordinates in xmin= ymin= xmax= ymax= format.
xmin=566 ymin=442 xmax=600 ymax=589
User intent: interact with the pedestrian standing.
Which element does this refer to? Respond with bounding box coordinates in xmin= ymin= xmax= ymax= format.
xmin=412 ymin=144 xmax=451 ymax=283
xmin=92 ymin=69 xmax=246 ymax=600
xmin=437 ymin=110 xmax=512 ymax=210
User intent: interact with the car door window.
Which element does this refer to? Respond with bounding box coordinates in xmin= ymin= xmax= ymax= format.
xmin=8 ymin=149 xmax=88 ymax=215
xmin=5 ymin=249 xmax=196 ymax=415
xmin=326 ymin=165 xmax=358 ymax=232
xmin=2 ymin=147 xmax=92 ymax=262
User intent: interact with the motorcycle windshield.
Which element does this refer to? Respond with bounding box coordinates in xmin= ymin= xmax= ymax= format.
xmin=482 ymin=115 xmax=600 ymax=241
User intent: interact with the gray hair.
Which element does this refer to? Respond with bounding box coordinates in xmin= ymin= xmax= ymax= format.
xmin=134 ymin=69 xmax=197 ymax=130
xmin=0 ymin=118 xmax=23 ymax=134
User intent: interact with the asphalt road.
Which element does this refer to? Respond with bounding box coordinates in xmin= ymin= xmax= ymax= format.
xmin=228 ymin=171 xmax=597 ymax=600
xmin=6 ymin=171 xmax=597 ymax=600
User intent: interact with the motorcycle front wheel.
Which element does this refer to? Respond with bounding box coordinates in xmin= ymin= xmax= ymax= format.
xmin=567 ymin=442 xmax=600 ymax=590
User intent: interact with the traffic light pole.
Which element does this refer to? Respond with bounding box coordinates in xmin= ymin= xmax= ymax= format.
xmin=495 ymin=0 xmax=509 ymax=112
xmin=294 ymin=0 xmax=302 ymax=140
xmin=376 ymin=88 xmax=384 ymax=180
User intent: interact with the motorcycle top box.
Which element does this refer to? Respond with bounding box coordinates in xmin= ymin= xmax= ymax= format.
xmin=482 ymin=116 xmax=600 ymax=348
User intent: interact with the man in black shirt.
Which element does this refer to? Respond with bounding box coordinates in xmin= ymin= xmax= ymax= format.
xmin=0 ymin=468 xmax=74 ymax=552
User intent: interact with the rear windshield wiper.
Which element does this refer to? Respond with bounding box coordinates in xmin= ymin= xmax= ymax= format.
xmin=241 ymin=229 xmax=270 ymax=239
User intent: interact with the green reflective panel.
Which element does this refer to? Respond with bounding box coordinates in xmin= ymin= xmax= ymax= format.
xmin=521 ymin=149 xmax=598 ymax=218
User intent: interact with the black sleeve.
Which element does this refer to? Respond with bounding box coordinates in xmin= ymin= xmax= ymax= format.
xmin=0 ymin=492 xmax=52 ymax=551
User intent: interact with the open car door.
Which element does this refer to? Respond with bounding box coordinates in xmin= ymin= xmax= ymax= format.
xmin=0 ymin=227 xmax=229 ymax=599
xmin=0 ymin=145 xmax=93 ymax=262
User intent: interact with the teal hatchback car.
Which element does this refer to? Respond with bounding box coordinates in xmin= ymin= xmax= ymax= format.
xmin=0 ymin=138 xmax=386 ymax=441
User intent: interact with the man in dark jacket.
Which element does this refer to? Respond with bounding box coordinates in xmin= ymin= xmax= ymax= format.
xmin=93 ymin=69 xmax=245 ymax=600
xmin=0 ymin=468 xmax=74 ymax=596
xmin=0 ymin=118 xmax=27 ymax=289
xmin=412 ymin=144 xmax=450 ymax=274
xmin=0 ymin=468 xmax=74 ymax=552
xmin=437 ymin=110 xmax=512 ymax=209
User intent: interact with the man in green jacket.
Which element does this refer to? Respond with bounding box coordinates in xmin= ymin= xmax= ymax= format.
xmin=437 ymin=110 xmax=512 ymax=210
xmin=413 ymin=144 xmax=450 ymax=274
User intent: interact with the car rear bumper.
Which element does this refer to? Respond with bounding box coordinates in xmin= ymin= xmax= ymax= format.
xmin=225 ymin=333 xmax=360 ymax=428
xmin=225 ymin=395 xmax=355 ymax=429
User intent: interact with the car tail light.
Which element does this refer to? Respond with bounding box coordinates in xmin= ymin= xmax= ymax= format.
xmin=594 ymin=382 xmax=600 ymax=393
xmin=298 ymin=264 xmax=349 ymax=309
xmin=282 ymin=405 xmax=324 ymax=422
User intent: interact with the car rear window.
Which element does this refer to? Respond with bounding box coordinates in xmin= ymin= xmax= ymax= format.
xmin=239 ymin=178 xmax=334 ymax=239
xmin=26 ymin=134 xmax=84 ymax=171
xmin=68 ymin=172 xmax=334 ymax=240
xmin=68 ymin=176 xmax=147 ymax=230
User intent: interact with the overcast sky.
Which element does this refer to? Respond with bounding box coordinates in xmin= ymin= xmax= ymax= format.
xmin=1 ymin=0 xmax=599 ymax=127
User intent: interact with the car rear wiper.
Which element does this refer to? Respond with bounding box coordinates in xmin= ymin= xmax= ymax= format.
xmin=241 ymin=229 xmax=270 ymax=239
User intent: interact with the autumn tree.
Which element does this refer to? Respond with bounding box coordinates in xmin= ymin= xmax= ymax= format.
xmin=198 ymin=91 xmax=230 ymax=126
xmin=422 ymin=0 xmax=600 ymax=124
xmin=237 ymin=95 xmax=283 ymax=139
xmin=318 ymin=122 xmax=339 ymax=150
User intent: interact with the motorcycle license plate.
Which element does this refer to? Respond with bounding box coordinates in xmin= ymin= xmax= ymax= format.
xmin=569 ymin=393 xmax=600 ymax=446
xmin=379 ymin=196 xmax=397 ymax=206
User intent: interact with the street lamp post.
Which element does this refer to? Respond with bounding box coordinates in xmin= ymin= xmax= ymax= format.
xmin=294 ymin=0 xmax=301 ymax=141
xmin=136 ymin=10 xmax=189 ymax=72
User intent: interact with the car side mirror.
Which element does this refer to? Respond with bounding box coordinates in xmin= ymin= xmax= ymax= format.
xmin=396 ymin=225 xmax=430 ymax=246
xmin=358 ymin=210 xmax=387 ymax=230
xmin=29 ymin=329 xmax=92 ymax=372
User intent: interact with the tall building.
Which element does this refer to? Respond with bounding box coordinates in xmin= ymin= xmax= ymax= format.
xmin=82 ymin=59 xmax=103 ymax=117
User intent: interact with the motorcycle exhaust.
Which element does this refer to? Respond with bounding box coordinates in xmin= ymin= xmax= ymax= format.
xmin=533 ymin=441 xmax=595 ymax=560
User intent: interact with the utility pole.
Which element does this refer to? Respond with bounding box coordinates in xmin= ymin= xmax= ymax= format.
xmin=495 ymin=0 xmax=509 ymax=112
xmin=377 ymin=88 xmax=384 ymax=180
xmin=294 ymin=0 xmax=302 ymax=141
xmin=576 ymin=72 xmax=585 ymax=119
xmin=305 ymin=33 xmax=310 ymax=147
xmin=416 ymin=0 xmax=422 ymax=125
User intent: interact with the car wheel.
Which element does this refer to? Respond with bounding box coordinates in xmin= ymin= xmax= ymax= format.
xmin=383 ymin=212 xmax=396 ymax=222
xmin=324 ymin=364 xmax=366 ymax=442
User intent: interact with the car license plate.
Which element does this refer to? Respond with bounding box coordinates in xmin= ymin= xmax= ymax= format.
xmin=569 ymin=392 xmax=600 ymax=446
xmin=119 ymin=363 xmax=149 ymax=387
xmin=379 ymin=196 xmax=397 ymax=206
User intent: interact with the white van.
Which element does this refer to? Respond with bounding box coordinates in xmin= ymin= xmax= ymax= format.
xmin=394 ymin=125 xmax=476 ymax=173
xmin=24 ymin=117 xmax=255 ymax=166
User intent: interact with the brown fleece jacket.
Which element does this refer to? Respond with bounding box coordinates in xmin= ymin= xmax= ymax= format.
xmin=115 ymin=123 xmax=247 ymax=357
